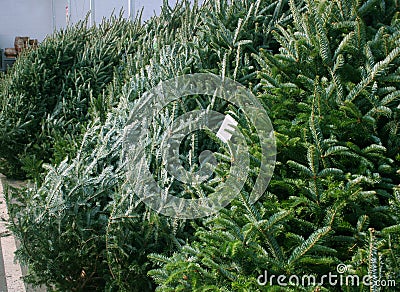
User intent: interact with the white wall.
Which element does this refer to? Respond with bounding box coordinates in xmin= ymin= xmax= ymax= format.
xmin=67 ymin=0 xmax=128 ymax=26
xmin=137 ymin=0 xmax=178 ymax=21
xmin=0 ymin=0 xmax=203 ymax=49
xmin=0 ymin=0 xmax=57 ymax=49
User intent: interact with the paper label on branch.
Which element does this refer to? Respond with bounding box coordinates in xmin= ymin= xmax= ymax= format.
xmin=216 ymin=114 xmax=238 ymax=143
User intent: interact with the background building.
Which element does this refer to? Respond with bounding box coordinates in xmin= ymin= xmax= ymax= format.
xmin=0 ymin=0 xmax=199 ymax=49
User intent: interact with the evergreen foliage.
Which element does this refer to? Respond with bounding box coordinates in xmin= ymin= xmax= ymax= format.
xmin=0 ymin=15 xmax=141 ymax=179
xmin=2 ymin=0 xmax=399 ymax=291
xmin=148 ymin=0 xmax=400 ymax=290
xmin=5 ymin=0 xmax=295 ymax=290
